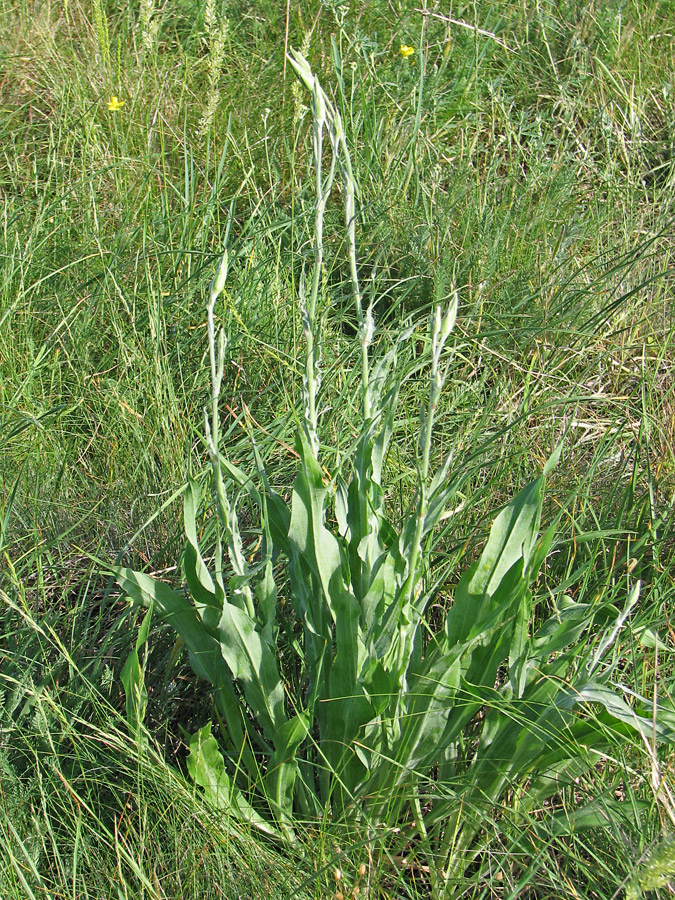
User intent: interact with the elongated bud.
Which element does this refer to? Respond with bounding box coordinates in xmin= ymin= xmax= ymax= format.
xmin=333 ymin=108 xmax=344 ymax=141
xmin=287 ymin=50 xmax=314 ymax=92
xmin=210 ymin=248 xmax=229 ymax=298
xmin=439 ymin=291 xmax=458 ymax=345
xmin=312 ymin=81 xmax=326 ymax=125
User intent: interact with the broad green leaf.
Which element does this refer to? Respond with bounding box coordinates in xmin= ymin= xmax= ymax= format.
xmin=183 ymin=479 xmax=219 ymax=602
xmin=120 ymin=604 xmax=153 ymax=733
xmin=187 ymin=723 xmax=280 ymax=837
xmin=467 ymin=476 xmax=543 ymax=600
xmin=633 ymin=624 xmax=674 ymax=653
xmin=182 ymin=541 xmax=221 ymax=630
xmin=320 ymin=688 xmax=373 ymax=805
xmin=443 ymin=475 xmax=545 ymax=697
xmin=289 ymin=432 xmax=347 ymax=611
xmin=187 ymin=722 xmax=232 ymax=808
xmin=397 ymin=649 xmax=462 ymax=773
xmin=361 ymin=657 xmax=394 ymax=717
xmin=255 ymin=559 xmax=278 ymax=644
xmin=290 ymin=432 xmax=362 ymax=716
xmin=360 ymin=541 xmax=402 ymax=642
xmin=509 ymin=585 xmax=533 ymax=698
xmin=216 ymin=599 xmax=286 ymax=738
xmin=458 ymin=559 xmax=529 ymax=692
xmin=545 ymin=797 xmax=650 ymax=836
xmin=266 ymin=710 xmax=310 ymax=831
xmin=531 ymin=600 xmax=593 ymax=657
xmin=115 ymin=567 xmax=223 ymax=687
xmin=115 ymin=566 xmax=258 ymax=764
xmin=571 ymin=681 xmax=675 ymax=743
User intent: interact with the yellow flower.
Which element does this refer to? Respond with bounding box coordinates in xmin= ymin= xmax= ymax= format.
xmin=107 ymin=95 xmax=125 ymax=112
xmin=400 ymin=44 xmax=415 ymax=58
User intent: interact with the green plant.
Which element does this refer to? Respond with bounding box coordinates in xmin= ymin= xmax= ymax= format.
xmin=113 ymin=52 xmax=674 ymax=894
xmin=139 ymin=0 xmax=159 ymax=56
xmin=91 ymin=0 xmax=111 ymax=70
xmin=198 ymin=0 xmax=230 ymax=138
xmin=627 ymin=836 xmax=675 ymax=899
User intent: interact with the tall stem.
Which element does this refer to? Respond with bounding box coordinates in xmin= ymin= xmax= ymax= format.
xmin=206 ymin=251 xmax=228 ymax=524
xmin=303 ymin=92 xmax=323 ymax=453
xmin=335 ymin=116 xmax=371 ymax=422
xmin=395 ymin=298 xmax=457 ymax=676
xmin=288 ymin=51 xmax=366 ymax=446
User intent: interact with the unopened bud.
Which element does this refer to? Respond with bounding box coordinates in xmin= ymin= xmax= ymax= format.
xmin=313 ymin=84 xmax=326 ymax=124
xmin=210 ymin=249 xmax=229 ymax=297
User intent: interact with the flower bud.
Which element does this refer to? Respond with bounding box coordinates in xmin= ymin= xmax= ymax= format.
xmin=210 ymin=249 xmax=229 ymax=297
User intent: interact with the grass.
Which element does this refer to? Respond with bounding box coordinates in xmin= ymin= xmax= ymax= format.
xmin=1 ymin=0 xmax=674 ymax=896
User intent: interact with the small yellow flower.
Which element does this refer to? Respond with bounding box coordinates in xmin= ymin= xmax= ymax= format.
xmin=107 ymin=95 xmax=125 ymax=112
xmin=400 ymin=44 xmax=415 ymax=58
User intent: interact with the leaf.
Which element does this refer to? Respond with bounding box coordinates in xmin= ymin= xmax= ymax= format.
xmin=183 ymin=480 xmax=219 ymax=602
xmin=187 ymin=723 xmax=280 ymax=838
xmin=444 ymin=474 xmax=546 ymax=678
xmin=289 ymin=432 xmax=349 ymax=619
xmin=633 ymin=624 xmax=674 ymax=653
xmin=289 ymin=432 xmax=365 ymax=745
xmin=360 ymin=540 xmax=402 ymax=642
xmin=397 ymin=648 xmax=463 ymax=773
xmin=120 ymin=604 xmax=153 ymax=734
xmin=570 ymin=681 xmax=675 ymax=743
xmin=255 ymin=559 xmax=278 ymax=644
xmin=222 ymin=453 xmax=292 ymax=558
xmin=531 ymin=599 xmax=593 ymax=657
xmin=183 ymin=542 xmax=220 ymax=628
xmin=545 ymin=797 xmax=650 ymax=836
xmin=455 ymin=558 xmax=529 ymax=697
xmin=215 ymin=599 xmax=287 ymax=739
xmin=115 ymin=566 xmax=259 ymax=763
xmin=116 ymin=567 xmax=220 ymax=684
xmin=266 ymin=710 xmax=310 ymax=832
xmin=344 ymin=357 xmax=401 ymax=601
xmin=469 ymin=476 xmax=543 ymax=598
xmin=361 ymin=657 xmax=394 ymax=717
xmin=187 ymin=722 xmax=232 ymax=808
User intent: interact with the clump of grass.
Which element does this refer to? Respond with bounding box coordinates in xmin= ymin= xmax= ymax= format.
xmin=0 ymin=560 xmax=317 ymax=900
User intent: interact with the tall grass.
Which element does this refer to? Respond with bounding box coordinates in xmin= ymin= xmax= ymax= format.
xmin=1 ymin=0 xmax=674 ymax=896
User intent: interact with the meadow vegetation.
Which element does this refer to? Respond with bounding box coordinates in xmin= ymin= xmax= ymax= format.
xmin=1 ymin=0 xmax=674 ymax=897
